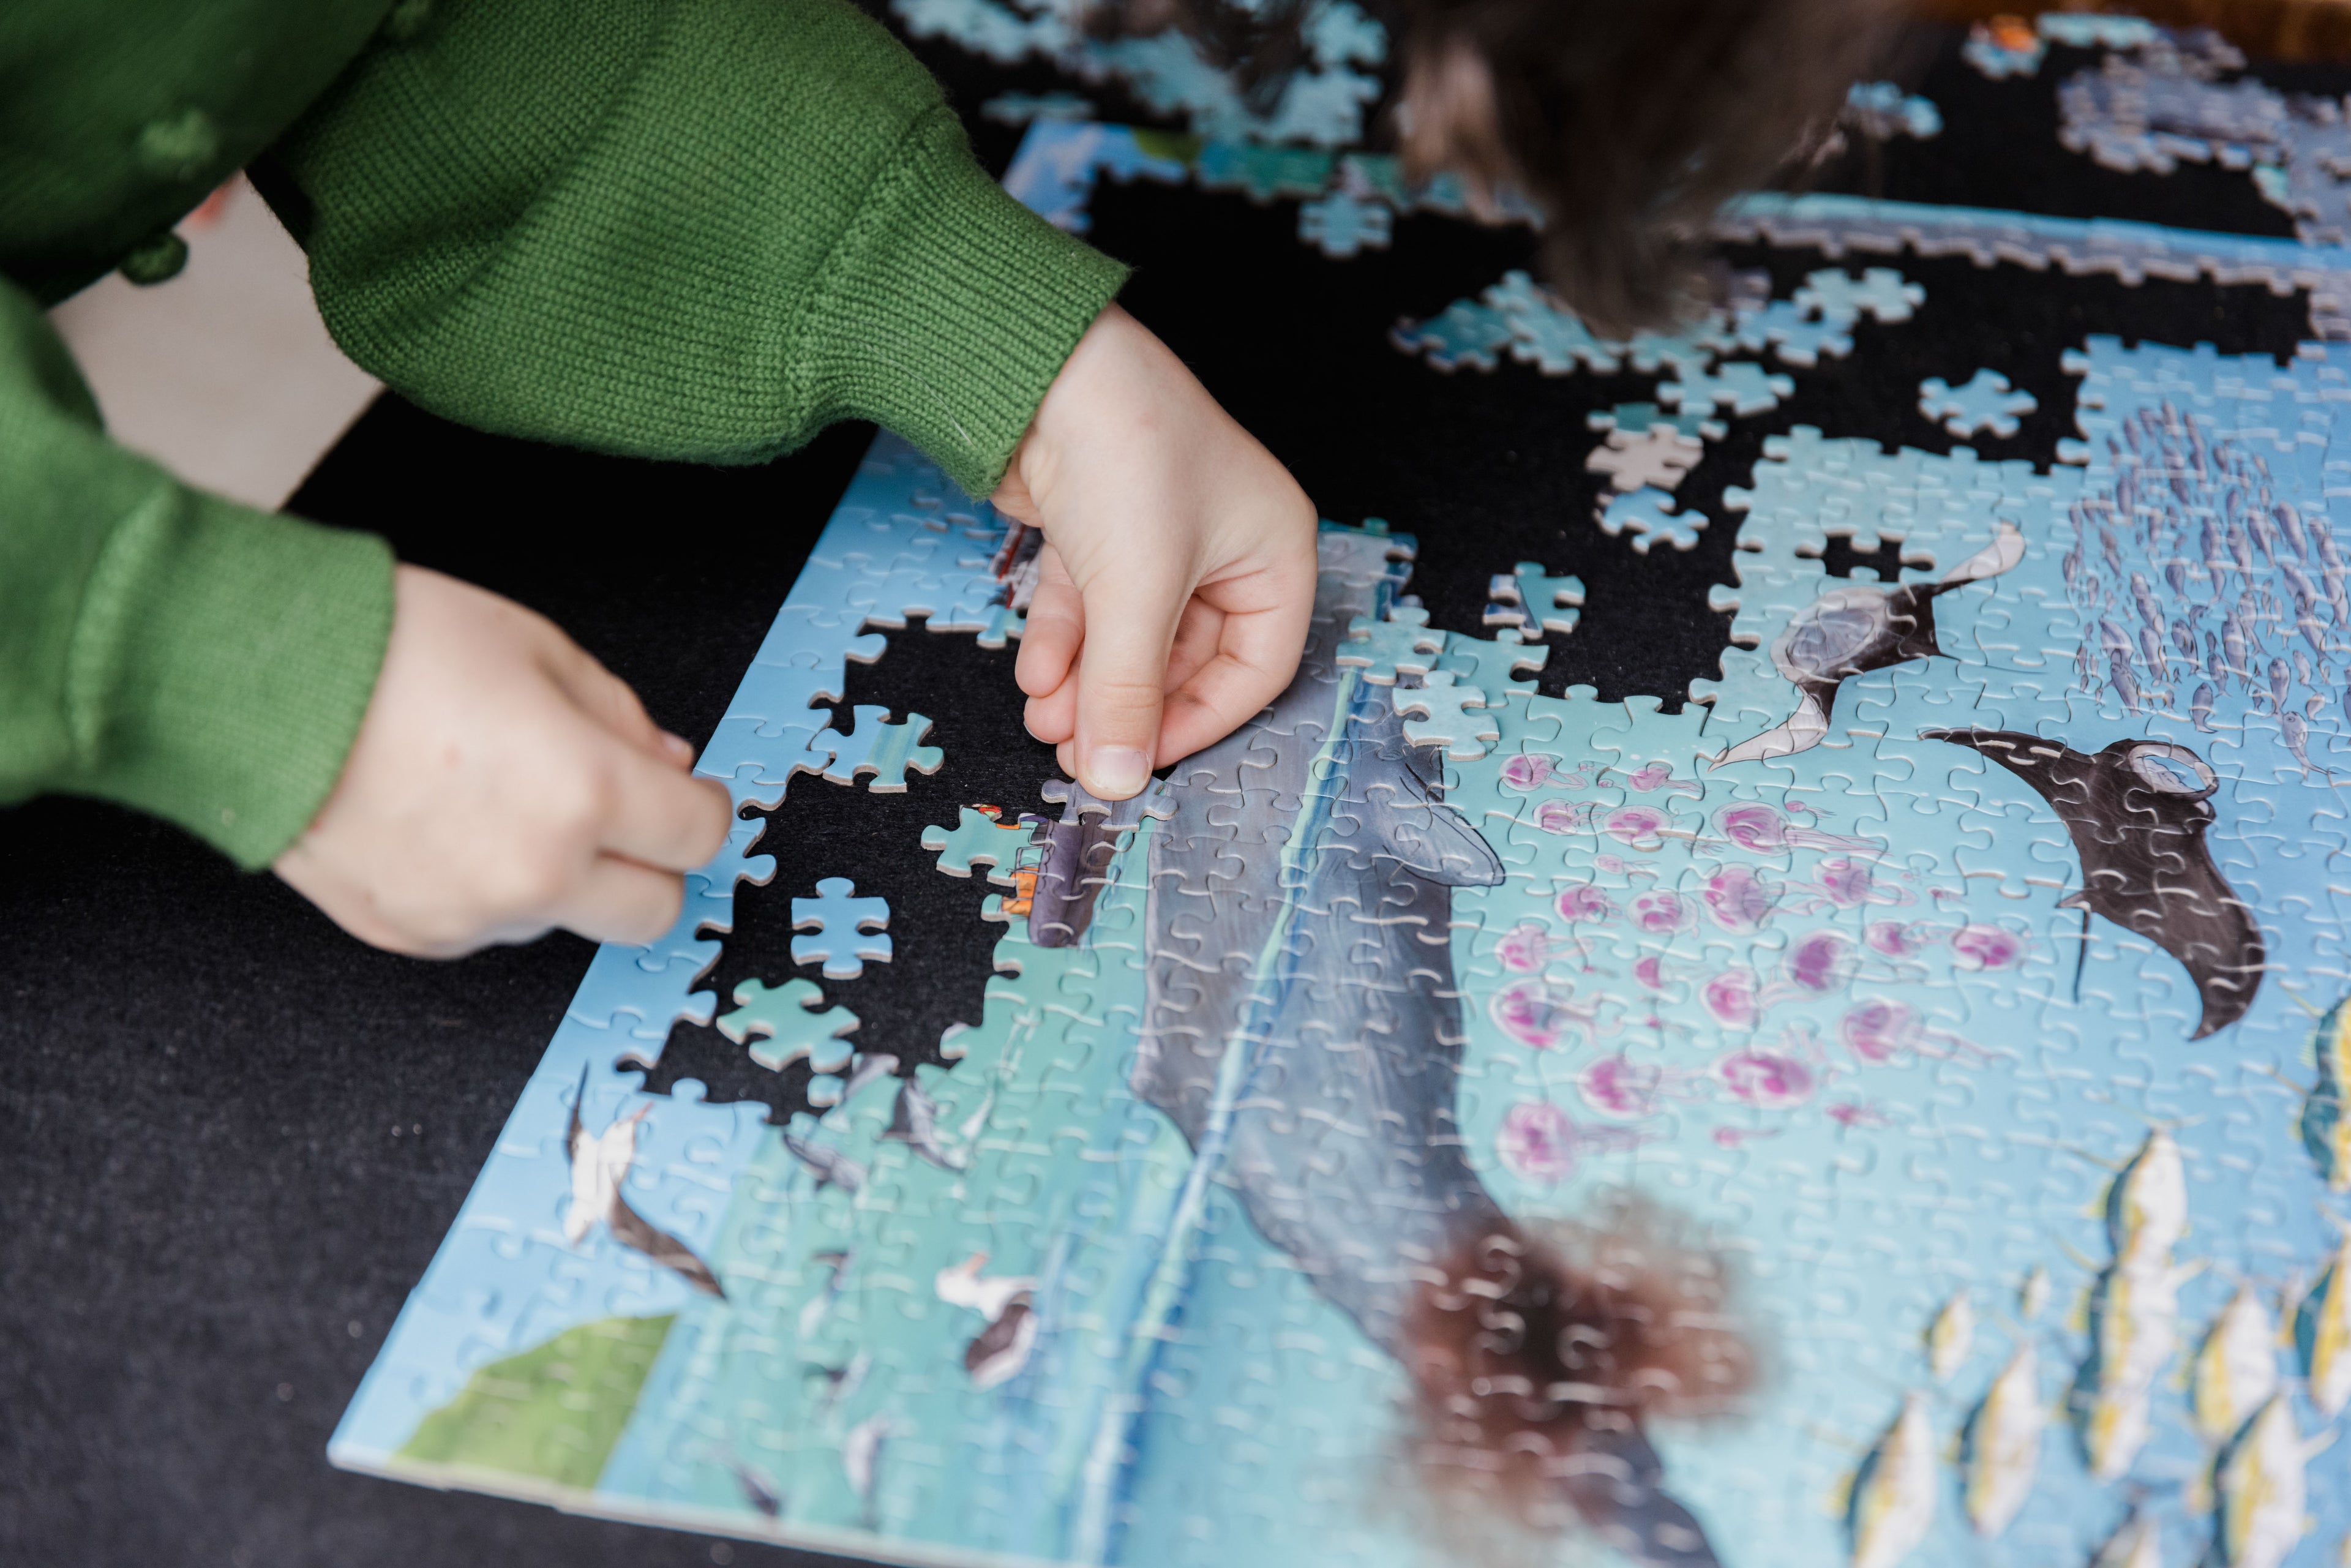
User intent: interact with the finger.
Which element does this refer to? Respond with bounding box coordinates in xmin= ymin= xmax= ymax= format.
xmin=1161 ymin=595 xmax=1227 ymax=699
xmin=1025 ymin=677 xmax=1076 ymax=746
xmin=593 ymin=740 xmax=735 ymax=871
xmin=1071 ymin=574 xmax=1185 ymax=798
xmin=547 ymin=642 xmax=680 ymax=763
xmin=551 ymin=853 xmax=691 ymax=946
xmin=1015 ymin=546 xmax=1083 ymax=700
xmin=1155 ymin=602 xmax=1312 ymax=762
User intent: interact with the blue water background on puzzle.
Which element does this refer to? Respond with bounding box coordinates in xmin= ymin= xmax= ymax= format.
xmin=326 ymin=113 xmax=2351 ymax=1563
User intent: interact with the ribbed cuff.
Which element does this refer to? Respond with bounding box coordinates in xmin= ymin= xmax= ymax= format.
xmin=70 ymin=487 xmax=396 ymax=868
xmin=801 ymin=106 xmax=1130 ymax=499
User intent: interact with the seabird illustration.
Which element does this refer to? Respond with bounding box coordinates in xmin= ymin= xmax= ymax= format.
xmin=563 ymin=1069 xmax=724 ymax=1298
xmin=798 ymin=1248 xmax=851 ymax=1340
xmin=782 ymin=1132 xmax=865 ymax=1195
xmin=882 ymin=1078 xmax=962 ymax=1171
xmin=842 ymin=1414 xmax=892 ymax=1528
xmin=1920 ymin=730 xmax=2263 ymax=1037
xmin=934 ymin=1253 xmax=1037 ymax=1389
xmin=1714 ymin=522 xmax=2023 ymax=768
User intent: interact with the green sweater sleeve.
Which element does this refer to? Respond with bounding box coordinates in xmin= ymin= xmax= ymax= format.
xmin=267 ymin=0 xmax=1128 ymax=497
xmin=0 ymin=280 xmax=394 ymax=867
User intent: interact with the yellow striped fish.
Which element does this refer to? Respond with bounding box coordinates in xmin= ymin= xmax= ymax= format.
xmin=1849 ymin=1393 xmax=1937 ymax=1568
xmin=2093 ymin=1512 xmax=2162 ymax=1568
xmin=2192 ymin=1285 xmax=2279 ymax=1442
xmin=2296 ymin=1235 xmax=2351 ymax=1417
xmin=2105 ymin=1127 xmax=2187 ymax=1267
xmin=2300 ymin=999 xmax=2351 ymax=1193
xmin=2077 ymin=1378 xmax=2154 ymax=1483
xmin=1962 ymin=1345 xmax=2041 ymax=1536
xmin=1928 ymin=1289 xmax=1974 ymax=1382
xmin=2216 ymin=1395 xmax=2330 ymax=1568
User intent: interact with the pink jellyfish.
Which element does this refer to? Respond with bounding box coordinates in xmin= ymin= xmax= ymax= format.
xmin=1501 ymin=752 xmax=1560 ymax=792
xmin=1554 ymin=883 xmax=1618 ymax=925
xmin=1625 ymin=762 xmax=1674 ymax=792
xmin=1864 ymin=919 xmax=1947 ymax=958
xmin=1632 ymin=955 xmax=1672 ymax=993
xmin=1717 ymin=1047 xmax=1815 ymax=1109
xmin=1811 ymin=857 xmax=1911 ymax=909
xmin=1495 ymin=922 xmax=1551 ymax=973
xmin=1603 ymin=805 xmax=1673 ymax=850
xmin=1535 ymin=800 xmax=1597 ymax=835
xmin=1496 ymin=1101 xmax=1579 ymax=1181
xmin=1839 ymin=998 xmax=1987 ymax=1065
xmin=1490 ymin=979 xmax=1593 ymax=1051
xmin=1580 ymin=1056 xmax=1667 ymax=1120
xmin=1713 ymin=803 xmax=1882 ymax=855
xmin=1826 ymin=1101 xmax=1891 ymax=1130
xmin=1839 ymin=997 xmax=1924 ymax=1064
xmin=1703 ymin=864 xmax=1780 ymax=934
xmin=1703 ymin=969 xmax=1761 ymax=1027
xmin=1628 ymin=890 xmax=1695 ymax=935
xmin=1949 ymin=924 xmax=2027 ymax=972
xmin=1782 ymin=929 xmax=1858 ymax=996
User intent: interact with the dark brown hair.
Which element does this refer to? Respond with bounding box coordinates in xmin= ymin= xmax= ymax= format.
xmin=1091 ymin=0 xmax=1899 ymax=332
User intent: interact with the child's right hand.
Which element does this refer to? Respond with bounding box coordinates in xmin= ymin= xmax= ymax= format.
xmin=992 ymin=304 xmax=1319 ymax=800
xmin=273 ymin=566 xmax=733 ymax=958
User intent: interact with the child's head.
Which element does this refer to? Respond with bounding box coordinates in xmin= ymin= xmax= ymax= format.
xmin=1092 ymin=0 xmax=1895 ymax=332
xmin=1389 ymin=0 xmax=1895 ymax=330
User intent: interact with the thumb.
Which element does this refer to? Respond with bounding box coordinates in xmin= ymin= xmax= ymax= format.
xmin=1072 ymin=564 xmax=1185 ymax=799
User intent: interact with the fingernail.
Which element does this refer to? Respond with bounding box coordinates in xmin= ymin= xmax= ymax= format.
xmin=1085 ymin=746 xmax=1150 ymax=798
xmin=661 ymin=731 xmax=694 ymax=764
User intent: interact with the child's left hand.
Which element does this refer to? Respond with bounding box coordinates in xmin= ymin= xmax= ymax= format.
xmin=992 ymin=304 xmax=1319 ymax=800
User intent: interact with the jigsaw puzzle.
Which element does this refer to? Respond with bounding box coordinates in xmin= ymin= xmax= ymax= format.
xmin=338 ymin=78 xmax=2351 ymax=1568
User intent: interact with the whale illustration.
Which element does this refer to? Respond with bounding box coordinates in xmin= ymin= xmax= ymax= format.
xmin=1122 ymin=530 xmax=1739 ymax=1566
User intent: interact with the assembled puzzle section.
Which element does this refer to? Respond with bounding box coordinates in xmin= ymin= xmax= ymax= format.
xmin=336 ymin=113 xmax=2351 ymax=1568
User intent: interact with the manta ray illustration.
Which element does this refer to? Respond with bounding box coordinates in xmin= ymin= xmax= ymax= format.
xmin=1108 ymin=531 xmax=1748 ymax=1566
xmin=1921 ymin=729 xmax=2264 ymax=1038
xmin=1714 ymin=522 xmax=2025 ymax=768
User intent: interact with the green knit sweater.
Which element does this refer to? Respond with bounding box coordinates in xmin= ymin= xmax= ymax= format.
xmin=0 ymin=0 xmax=1127 ymax=868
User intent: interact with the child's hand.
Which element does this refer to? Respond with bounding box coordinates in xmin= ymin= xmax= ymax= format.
xmin=993 ymin=304 xmax=1318 ymax=800
xmin=274 ymin=566 xmax=733 ymax=957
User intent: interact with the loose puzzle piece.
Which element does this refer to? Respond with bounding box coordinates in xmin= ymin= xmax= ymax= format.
xmin=804 ymin=705 xmax=945 ymax=792
xmin=1661 ymin=360 xmax=1797 ymax=418
xmin=716 ymin=978 xmax=860 ymax=1076
xmin=1919 ymin=369 xmax=2039 ymax=437
xmin=1597 ymin=486 xmax=1711 ymax=553
xmin=1484 ymin=560 xmax=1585 ymax=636
xmin=1391 ymin=670 xmax=1496 ymax=759
xmin=920 ymin=806 xmax=1030 ymax=886
xmin=790 ymin=878 xmax=893 ymax=979
xmin=1586 ymin=424 xmax=1705 ymax=493
xmin=1334 ymin=605 xmax=1447 ymax=683
xmin=1296 ymin=189 xmax=1390 ymax=257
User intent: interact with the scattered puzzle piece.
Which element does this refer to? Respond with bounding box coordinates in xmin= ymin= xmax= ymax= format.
xmin=920 ymin=806 xmax=1029 ymax=886
xmin=1296 ymin=189 xmax=1390 ymax=257
xmin=1597 ymin=486 xmax=1711 ymax=553
xmin=1586 ymin=424 xmax=1705 ymax=493
xmin=804 ymin=706 xmax=945 ymax=792
xmin=717 ymin=978 xmax=860 ymax=1075
xmin=1919 ymin=369 xmax=2038 ymax=437
xmin=1391 ymin=670 xmax=1497 ymax=759
xmin=791 ymin=878 xmax=893 ymax=979
xmin=1484 ymin=561 xmax=1585 ymax=635
xmin=1660 ymin=361 xmax=1795 ymax=417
